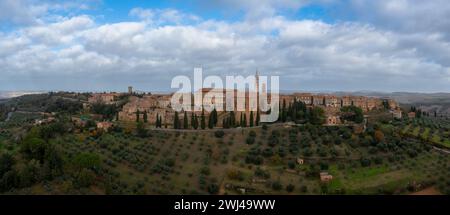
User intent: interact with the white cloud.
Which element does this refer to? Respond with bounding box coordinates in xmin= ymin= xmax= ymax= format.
xmin=129 ymin=8 xmax=200 ymax=25
xmin=0 ymin=3 xmax=449 ymax=92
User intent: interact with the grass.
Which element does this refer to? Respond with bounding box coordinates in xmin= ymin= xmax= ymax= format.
xmin=345 ymin=165 xmax=389 ymax=181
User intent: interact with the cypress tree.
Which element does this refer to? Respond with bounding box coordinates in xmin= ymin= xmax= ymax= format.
xmin=230 ymin=111 xmax=235 ymax=127
xmin=243 ymin=113 xmax=247 ymax=127
xmin=256 ymin=110 xmax=260 ymax=126
xmin=193 ymin=114 xmax=199 ymax=129
xmin=240 ymin=113 xmax=243 ymax=127
xmin=156 ymin=113 xmax=159 ymax=128
xmin=249 ymin=111 xmax=254 ymax=127
xmin=174 ymin=112 xmax=179 ymax=129
xmin=201 ymin=110 xmax=206 ymax=129
xmin=183 ymin=112 xmax=188 ymax=129
xmin=208 ymin=113 xmax=214 ymax=129
xmin=191 ymin=113 xmax=195 ymax=129
xmin=212 ymin=108 xmax=218 ymax=126
xmin=136 ymin=110 xmax=140 ymax=122
xmin=143 ymin=111 xmax=148 ymax=123
xmin=282 ymin=99 xmax=287 ymax=122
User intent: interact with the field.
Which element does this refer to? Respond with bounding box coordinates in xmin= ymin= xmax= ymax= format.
xmin=0 ymin=93 xmax=449 ymax=195
xmin=2 ymin=123 xmax=445 ymax=195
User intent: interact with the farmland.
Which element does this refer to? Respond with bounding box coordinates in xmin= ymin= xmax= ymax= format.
xmin=0 ymin=93 xmax=449 ymax=195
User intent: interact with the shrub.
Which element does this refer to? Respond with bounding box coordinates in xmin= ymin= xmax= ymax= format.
xmin=271 ymin=181 xmax=283 ymax=191
xmin=286 ymin=184 xmax=295 ymax=192
xmin=214 ymin=130 xmax=225 ymax=138
xmin=207 ymin=183 xmax=219 ymax=194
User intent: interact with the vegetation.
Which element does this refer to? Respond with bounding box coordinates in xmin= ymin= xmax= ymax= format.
xmin=0 ymin=93 xmax=448 ymax=195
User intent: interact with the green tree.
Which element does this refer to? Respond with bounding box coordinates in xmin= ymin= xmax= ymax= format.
xmin=255 ymin=110 xmax=260 ymax=126
xmin=211 ymin=108 xmax=218 ymax=126
xmin=155 ymin=113 xmax=160 ymax=128
xmin=136 ymin=121 xmax=149 ymax=137
xmin=174 ymin=112 xmax=180 ymax=129
xmin=71 ymin=153 xmax=100 ymax=187
xmin=309 ymin=107 xmax=326 ymax=125
xmin=136 ymin=110 xmax=140 ymax=122
xmin=143 ymin=111 xmax=148 ymax=123
xmin=340 ymin=106 xmax=364 ymax=123
xmin=0 ymin=153 xmax=15 ymax=176
xmin=243 ymin=113 xmax=247 ymax=127
xmin=20 ymin=137 xmax=48 ymax=163
xmin=191 ymin=113 xmax=195 ymax=129
xmin=249 ymin=111 xmax=254 ymax=127
xmin=193 ymin=114 xmax=199 ymax=129
xmin=201 ymin=110 xmax=206 ymax=129
xmin=208 ymin=114 xmax=214 ymax=129
xmin=230 ymin=111 xmax=236 ymax=127
xmin=183 ymin=112 xmax=188 ymax=129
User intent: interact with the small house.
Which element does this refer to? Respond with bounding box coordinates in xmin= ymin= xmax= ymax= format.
xmin=320 ymin=172 xmax=333 ymax=182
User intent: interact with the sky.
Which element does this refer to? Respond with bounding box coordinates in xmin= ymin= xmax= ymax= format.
xmin=0 ymin=0 xmax=450 ymax=93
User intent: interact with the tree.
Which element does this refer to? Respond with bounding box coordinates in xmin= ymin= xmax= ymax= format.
xmin=207 ymin=183 xmax=219 ymax=194
xmin=174 ymin=112 xmax=180 ymax=129
xmin=281 ymin=99 xmax=287 ymax=122
xmin=71 ymin=153 xmax=100 ymax=188
xmin=20 ymin=137 xmax=48 ymax=163
xmin=230 ymin=111 xmax=236 ymax=127
xmin=155 ymin=113 xmax=160 ymax=128
xmin=255 ymin=110 xmax=260 ymax=126
xmin=136 ymin=122 xmax=149 ymax=137
xmin=136 ymin=110 xmax=140 ymax=122
xmin=374 ymin=130 xmax=385 ymax=143
xmin=249 ymin=111 xmax=254 ymax=127
xmin=309 ymin=107 xmax=326 ymax=125
xmin=340 ymin=106 xmax=364 ymax=123
xmin=214 ymin=130 xmax=225 ymax=138
xmin=201 ymin=110 xmax=206 ymax=129
xmin=183 ymin=112 xmax=188 ymax=129
xmin=240 ymin=113 xmax=243 ymax=127
xmin=243 ymin=113 xmax=247 ymax=127
xmin=208 ymin=114 xmax=214 ymax=129
xmin=193 ymin=114 xmax=199 ymax=129
xmin=191 ymin=113 xmax=195 ymax=129
xmin=211 ymin=108 xmax=218 ymax=126
xmin=0 ymin=153 xmax=15 ymax=176
xmin=143 ymin=111 xmax=148 ymax=123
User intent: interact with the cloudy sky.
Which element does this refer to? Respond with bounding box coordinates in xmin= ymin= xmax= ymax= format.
xmin=0 ymin=0 xmax=449 ymax=92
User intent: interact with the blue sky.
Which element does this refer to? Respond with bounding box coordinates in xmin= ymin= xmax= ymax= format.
xmin=0 ymin=0 xmax=449 ymax=92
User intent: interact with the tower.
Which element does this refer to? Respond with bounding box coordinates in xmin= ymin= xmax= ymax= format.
xmin=128 ymin=86 xmax=133 ymax=94
xmin=255 ymin=70 xmax=260 ymax=113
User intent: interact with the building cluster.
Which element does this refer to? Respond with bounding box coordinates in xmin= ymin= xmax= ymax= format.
xmin=87 ymin=93 xmax=120 ymax=104
xmin=86 ymin=72 xmax=399 ymax=127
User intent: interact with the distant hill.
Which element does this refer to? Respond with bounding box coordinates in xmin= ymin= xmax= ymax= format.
xmin=0 ymin=91 xmax=45 ymax=99
xmin=333 ymin=91 xmax=450 ymax=115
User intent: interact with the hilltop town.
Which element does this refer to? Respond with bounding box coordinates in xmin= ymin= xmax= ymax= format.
xmin=0 ymin=86 xmax=449 ymax=195
xmin=85 ymin=85 xmax=400 ymax=129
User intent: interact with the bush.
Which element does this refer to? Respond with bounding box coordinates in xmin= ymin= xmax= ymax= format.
xmin=262 ymin=124 xmax=268 ymax=130
xmin=286 ymin=184 xmax=295 ymax=192
xmin=207 ymin=183 xmax=219 ymax=194
xmin=271 ymin=181 xmax=283 ymax=191
xmin=214 ymin=130 xmax=225 ymax=138
xmin=360 ymin=158 xmax=371 ymax=167
xmin=246 ymin=136 xmax=256 ymax=145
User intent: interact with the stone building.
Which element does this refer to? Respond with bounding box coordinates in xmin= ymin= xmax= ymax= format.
xmin=88 ymin=93 xmax=119 ymax=104
xmin=324 ymin=95 xmax=339 ymax=107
